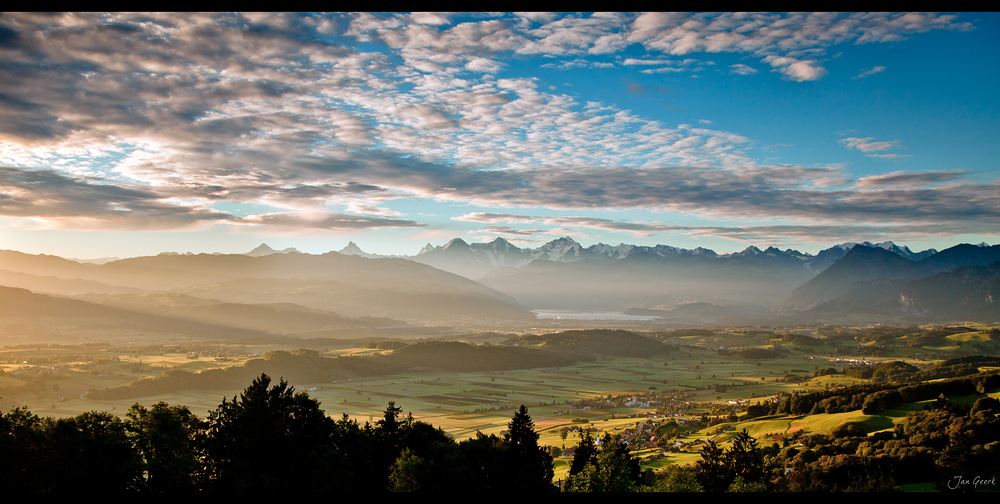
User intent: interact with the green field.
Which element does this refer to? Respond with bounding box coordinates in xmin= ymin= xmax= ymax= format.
xmin=3 ymin=322 xmax=998 ymax=478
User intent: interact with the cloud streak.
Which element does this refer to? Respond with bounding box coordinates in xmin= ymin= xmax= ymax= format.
xmin=853 ymin=65 xmax=887 ymax=79
xmin=839 ymin=137 xmax=900 ymax=152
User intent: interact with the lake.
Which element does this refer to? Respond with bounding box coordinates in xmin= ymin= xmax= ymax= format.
xmin=532 ymin=310 xmax=661 ymax=321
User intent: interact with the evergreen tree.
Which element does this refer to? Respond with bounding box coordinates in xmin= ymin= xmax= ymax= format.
xmin=727 ymin=429 xmax=765 ymax=485
xmin=696 ymin=439 xmax=732 ymax=492
xmin=504 ymin=405 xmax=555 ymax=492
xmin=569 ymin=428 xmax=598 ymax=476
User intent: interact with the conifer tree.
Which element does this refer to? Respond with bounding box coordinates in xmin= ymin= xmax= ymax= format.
xmin=504 ymin=405 xmax=554 ymax=492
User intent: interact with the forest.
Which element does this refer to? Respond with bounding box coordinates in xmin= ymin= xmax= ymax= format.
xmin=4 ymin=363 xmax=1000 ymax=492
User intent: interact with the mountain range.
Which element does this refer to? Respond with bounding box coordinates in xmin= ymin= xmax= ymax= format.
xmin=0 ymin=248 xmax=534 ymax=326
xmin=1 ymin=236 xmax=996 ymax=336
xmin=378 ymin=237 xmax=944 ymax=313
xmin=780 ymin=243 xmax=1000 ymax=321
xmin=330 ymin=236 xmax=938 ymax=280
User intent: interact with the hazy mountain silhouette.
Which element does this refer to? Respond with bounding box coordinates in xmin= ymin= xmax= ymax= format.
xmin=0 ymin=285 xmax=272 ymax=341
xmin=776 ymin=245 xmax=928 ymax=311
xmin=0 ymin=250 xmax=534 ymax=324
xmin=408 ymin=236 xmax=937 ymax=280
xmin=806 ymin=261 xmax=1000 ymax=321
xmin=897 ymin=261 xmax=1000 ymax=320
xmin=476 ymin=249 xmax=816 ymax=312
xmin=0 ymin=268 xmax=142 ymax=295
xmin=780 ymin=243 xmax=1000 ymax=314
xmin=73 ymin=292 xmax=403 ymax=333
xmin=245 ymin=243 xmax=301 ymax=257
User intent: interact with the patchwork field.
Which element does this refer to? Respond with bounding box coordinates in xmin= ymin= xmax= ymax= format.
xmin=3 ymin=322 xmax=998 ymax=482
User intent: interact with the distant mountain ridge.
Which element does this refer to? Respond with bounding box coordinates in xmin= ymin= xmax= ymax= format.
xmin=804 ymin=261 xmax=1000 ymax=321
xmin=778 ymin=243 xmax=1000 ymax=314
xmin=229 ymin=238 xmax=972 ymax=315
xmin=776 ymin=245 xmax=930 ymax=311
xmin=0 ymin=248 xmax=536 ymax=324
xmin=245 ymin=243 xmax=301 ymax=257
xmin=401 ymin=236 xmax=939 ymax=280
xmin=241 ymin=237 xmax=942 ymax=279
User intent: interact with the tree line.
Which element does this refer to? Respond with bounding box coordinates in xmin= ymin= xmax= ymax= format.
xmin=1 ymin=373 xmax=554 ymax=493
xmin=5 ymin=366 xmax=999 ymax=492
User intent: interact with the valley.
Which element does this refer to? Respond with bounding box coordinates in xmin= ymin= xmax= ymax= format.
xmin=1 ymin=238 xmax=999 ymax=491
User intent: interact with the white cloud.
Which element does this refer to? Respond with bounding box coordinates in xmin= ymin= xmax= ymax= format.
xmin=622 ymin=58 xmax=675 ymax=65
xmin=839 ymin=137 xmax=900 ymax=152
xmin=729 ymin=63 xmax=758 ymax=75
xmin=0 ymin=12 xmax=993 ymax=237
xmin=465 ymin=57 xmax=504 ymax=73
xmin=409 ymin=12 xmax=451 ymax=26
xmin=763 ymin=55 xmax=828 ymax=81
xmin=853 ymin=65 xmax=887 ymax=79
xmin=345 ymin=201 xmax=404 ymax=217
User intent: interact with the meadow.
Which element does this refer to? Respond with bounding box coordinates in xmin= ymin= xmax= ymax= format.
xmin=2 ymin=321 xmax=998 ymax=484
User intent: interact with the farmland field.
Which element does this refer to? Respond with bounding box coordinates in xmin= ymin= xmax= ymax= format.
xmin=3 ymin=322 xmax=999 ymax=485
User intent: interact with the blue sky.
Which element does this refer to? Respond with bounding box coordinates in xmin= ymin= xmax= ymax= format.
xmin=0 ymin=12 xmax=997 ymax=258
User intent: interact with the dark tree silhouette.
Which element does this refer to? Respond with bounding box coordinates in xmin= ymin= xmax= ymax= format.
xmin=696 ymin=439 xmax=731 ymax=492
xmin=569 ymin=428 xmax=598 ymax=476
xmin=504 ymin=405 xmax=555 ymax=492
xmin=204 ymin=373 xmax=338 ymax=492
xmin=126 ymin=402 xmax=206 ymax=492
xmin=727 ymin=429 xmax=765 ymax=485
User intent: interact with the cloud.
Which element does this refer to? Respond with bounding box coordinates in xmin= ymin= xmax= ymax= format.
xmin=0 ymin=13 xmax=994 ymax=241
xmin=409 ymin=12 xmax=451 ymax=26
xmin=627 ymin=12 xmax=973 ymax=56
xmin=853 ymin=65 xmax=886 ymax=79
xmin=470 ymin=224 xmax=547 ymax=236
xmin=246 ymin=212 xmax=424 ymax=230
xmin=622 ymin=58 xmax=675 ymax=65
xmin=452 ymin=212 xmax=540 ymax=223
xmin=0 ymin=166 xmax=229 ymax=228
xmin=516 ymin=12 xmax=628 ymax=56
xmin=763 ymin=55 xmax=828 ymax=81
xmin=540 ymin=58 xmax=614 ymax=70
xmin=344 ymin=201 xmax=404 ymax=217
xmin=852 ymin=170 xmax=971 ymax=189
xmin=465 ymin=57 xmax=504 ymax=73
xmin=0 ymin=166 xmax=428 ymax=230
xmin=676 ymin=222 xmax=999 ymax=245
xmin=839 ymin=136 xmax=900 ymax=152
xmin=729 ymin=63 xmax=758 ymax=75
xmin=465 ymin=212 xmax=1000 ymax=246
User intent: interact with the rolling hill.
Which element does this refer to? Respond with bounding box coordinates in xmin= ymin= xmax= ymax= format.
xmin=0 ymin=250 xmax=535 ymax=324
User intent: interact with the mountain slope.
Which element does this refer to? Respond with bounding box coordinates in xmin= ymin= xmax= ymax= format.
xmin=897 ymin=261 xmax=1000 ymax=320
xmin=780 ymin=243 xmax=1000 ymax=313
xmin=478 ymin=251 xmax=815 ymax=311
xmin=807 ymin=261 xmax=1000 ymax=321
xmin=776 ymin=245 xmax=927 ymax=311
xmin=0 ymin=285 xmax=271 ymax=341
xmin=74 ymin=293 xmax=403 ymax=333
xmin=0 ymin=250 xmax=534 ymax=323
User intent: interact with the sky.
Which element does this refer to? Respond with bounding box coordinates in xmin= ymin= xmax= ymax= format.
xmin=0 ymin=12 xmax=997 ymax=258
